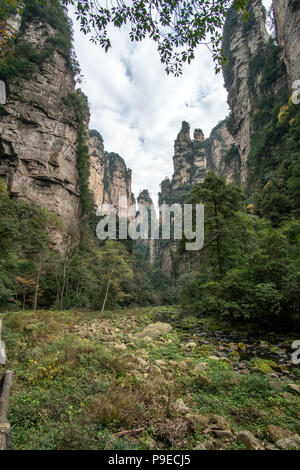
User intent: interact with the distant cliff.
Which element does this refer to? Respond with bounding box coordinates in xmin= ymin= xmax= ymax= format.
xmin=0 ymin=1 xmax=136 ymax=250
xmin=88 ymin=130 xmax=135 ymax=216
xmin=136 ymin=189 xmax=158 ymax=266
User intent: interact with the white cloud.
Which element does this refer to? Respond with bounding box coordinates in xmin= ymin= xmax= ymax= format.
xmin=70 ymin=2 xmax=270 ymax=203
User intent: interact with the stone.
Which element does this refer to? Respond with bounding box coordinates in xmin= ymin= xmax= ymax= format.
xmin=135 ymin=323 xmax=172 ymax=339
xmin=238 ymin=342 xmax=247 ymax=353
xmin=197 ymin=375 xmax=212 ymax=386
xmin=184 ymin=341 xmax=197 ymax=350
xmin=214 ymin=430 xmax=233 ymax=440
xmin=278 ymin=365 xmax=289 ymax=374
xmin=208 ymin=415 xmax=231 ymax=430
xmin=208 ymin=355 xmax=221 ymax=361
xmin=203 ymin=439 xmax=215 ymax=450
xmin=155 ymin=359 xmax=167 ymax=366
xmin=114 ymin=343 xmax=127 ymax=351
xmin=194 ymin=443 xmax=206 ymax=450
xmin=228 ymin=351 xmax=240 ymax=362
xmin=264 ymin=443 xmax=279 ymax=451
xmin=142 ymin=336 xmax=153 ymax=343
xmin=169 ymin=360 xmax=178 ymax=366
xmin=147 ymin=365 xmax=161 ymax=376
xmin=250 ymin=358 xmax=277 ymax=374
xmin=137 ymin=357 xmax=148 ymax=367
xmin=288 ymin=383 xmax=300 ymax=395
xmin=193 ymin=362 xmax=209 ymax=372
xmin=170 ymin=398 xmax=189 ymax=415
xmin=178 ymin=361 xmax=188 ymax=370
xmin=265 ymin=425 xmax=293 ymax=443
xmin=186 ymin=414 xmax=210 ymax=432
xmin=276 ymin=435 xmax=300 ymax=450
xmin=238 ymin=430 xmax=263 ymax=450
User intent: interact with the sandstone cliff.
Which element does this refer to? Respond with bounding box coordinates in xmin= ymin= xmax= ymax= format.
xmin=88 ymin=131 xmax=135 ymax=216
xmin=0 ymin=3 xmax=136 ymax=249
xmin=172 ymin=121 xmax=206 ymax=189
xmin=222 ymin=0 xmax=270 ymax=187
xmin=0 ymin=7 xmax=84 ymax=246
xmin=273 ymin=0 xmax=300 ymax=87
xmin=205 ymin=120 xmax=239 ymax=184
xmin=136 ymin=189 xmax=158 ymax=265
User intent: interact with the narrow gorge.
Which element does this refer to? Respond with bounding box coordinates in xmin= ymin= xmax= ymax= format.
xmin=0 ymin=0 xmax=299 ymax=452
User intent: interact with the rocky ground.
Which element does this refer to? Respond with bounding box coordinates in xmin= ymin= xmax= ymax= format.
xmin=2 ymin=306 xmax=300 ymax=450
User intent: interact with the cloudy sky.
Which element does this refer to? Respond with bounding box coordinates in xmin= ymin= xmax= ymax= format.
xmin=70 ymin=1 xmax=272 ymax=204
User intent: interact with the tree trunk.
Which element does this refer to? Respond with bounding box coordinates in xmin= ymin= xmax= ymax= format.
xmin=214 ymin=200 xmax=223 ymax=276
xmin=101 ymin=263 xmax=115 ymax=313
xmin=33 ymin=260 xmax=41 ymax=311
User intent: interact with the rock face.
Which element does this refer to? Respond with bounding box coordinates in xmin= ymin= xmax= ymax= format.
xmin=158 ymin=120 xmax=235 ymax=276
xmin=0 ymin=8 xmax=136 ymax=250
xmin=206 ymin=120 xmax=239 ymax=184
xmin=0 ymin=16 xmax=83 ymax=247
xmin=88 ymin=131 xmax=135 ymax=216
xmin=136 ymin=189 xmax=158 ymax=265
xmin=273 ymin=0 xmax=300 ymax=87
xmin=172 ymin=121 xmax=207 ymax=189
xmin=158 ymin=122 xmax=207 ymax=276
xmin=222 ymin=0 xmax=269 ymax=187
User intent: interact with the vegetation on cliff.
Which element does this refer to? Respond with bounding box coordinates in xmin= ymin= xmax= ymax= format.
xmin=0 ymin=0 xmax=80 ymax=80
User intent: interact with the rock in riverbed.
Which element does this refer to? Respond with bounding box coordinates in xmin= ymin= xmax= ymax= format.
xmin=135 ymin=322 xmax=172 ymax=339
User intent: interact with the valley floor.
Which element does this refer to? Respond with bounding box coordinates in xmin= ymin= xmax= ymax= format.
xmin=1 ymin=307 xmax=300 ymax=450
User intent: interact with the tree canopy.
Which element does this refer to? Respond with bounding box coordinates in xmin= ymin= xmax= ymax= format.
xmin=62 ymin=0 xmax=247 ymax=75
xmin=1 ymin=0 xmax=249 ymax=74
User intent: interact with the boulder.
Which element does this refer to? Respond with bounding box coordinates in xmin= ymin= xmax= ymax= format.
xmin=155 ymin=359 xmax=167 ymax=366
xmin=288 ymin=383 xmax=300 ymax=395
xmin=170 ymin=398 xmax=189 ymax=415
xmin=214 ymin=429 xmax=233 ymax=440
xmin=238 ymin=430 xmax=263 ymax=450
xmin=114 ymin=343 xmax=127 ymax=351
xmin=184 ymin=341 xmax=197 ymax=350
xmin=147 ymin=365 xmax=161 ymax=375
xmin=197 ymin=374 xmax=212 ymax=386
xmin=238 ymin=342 xmax=247 ymax=353
xmin=135 ymin=322 xmax=172 ymax=339
xmin=194 ymin=442 xmax=206 ymax=450
xmin=193 ymin=362 xmax=209 ymax=372
xmin=208 ymin=414 xmax=231 ymax=430
xmin=276 ymin=435 xmax=300 ymax=450
xmin=187 ymin=414 xmax=210 ymax=432
xmin=265 ymin=425 xmax=293 ymax=443
xmin=137 ymin=357 xmax=148 ymax=367
xmin=228 ymin=351 xmax=240 ymax=362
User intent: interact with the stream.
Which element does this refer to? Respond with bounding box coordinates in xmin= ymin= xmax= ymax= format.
xmin=154 ymin=310 xmax=300 ymax=381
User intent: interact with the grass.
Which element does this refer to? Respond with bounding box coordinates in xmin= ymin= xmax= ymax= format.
xmin=1 ymin=307 xmax=300 ymax=450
